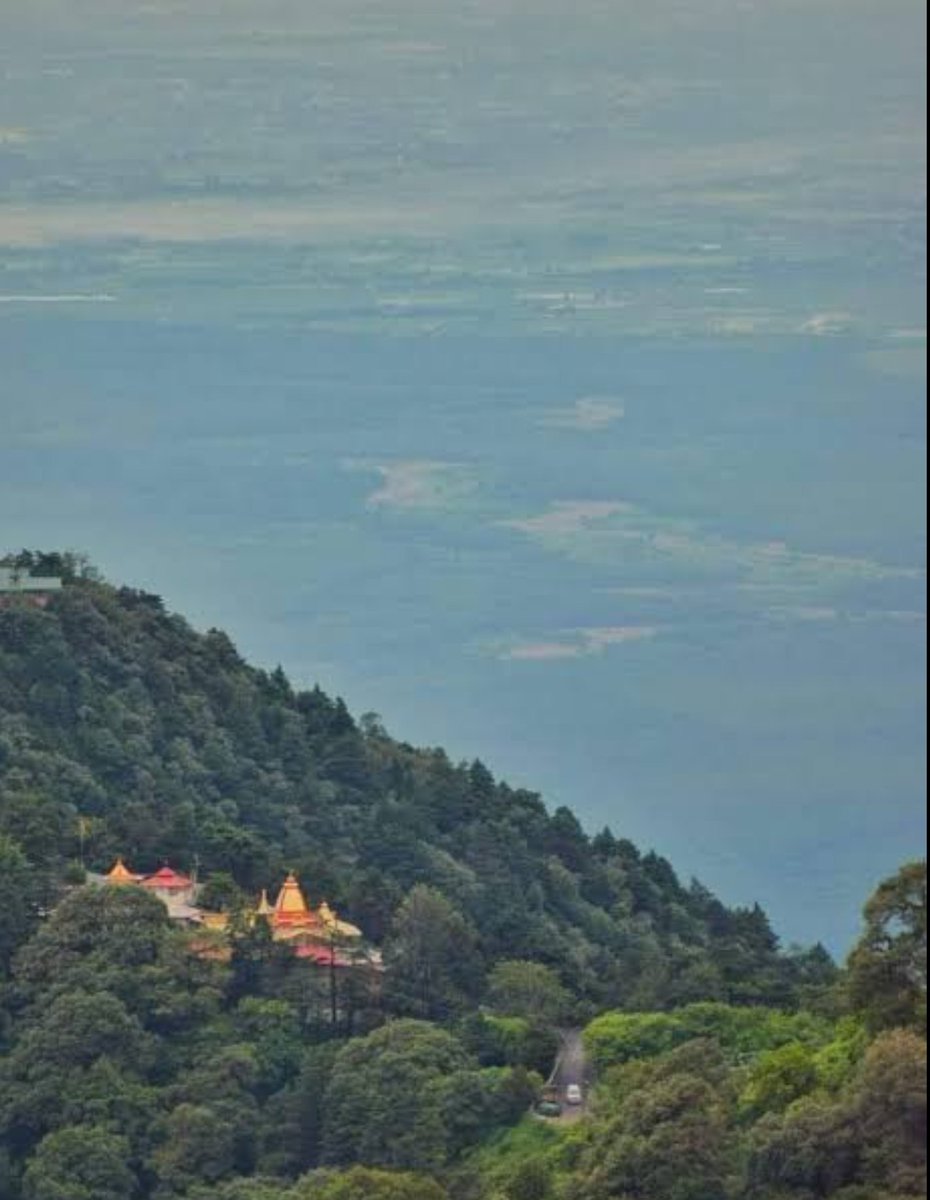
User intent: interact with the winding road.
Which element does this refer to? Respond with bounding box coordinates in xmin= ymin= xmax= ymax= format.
xmin=546 ymin=1029 xmax=591 ymax=1122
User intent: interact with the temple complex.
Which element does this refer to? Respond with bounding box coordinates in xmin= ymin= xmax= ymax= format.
xmin=100 ymin=860 xmax=369 ymax=968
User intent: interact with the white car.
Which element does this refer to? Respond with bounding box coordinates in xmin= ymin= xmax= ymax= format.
xmin=565 ymin=1084 xmax=583 ymax=1106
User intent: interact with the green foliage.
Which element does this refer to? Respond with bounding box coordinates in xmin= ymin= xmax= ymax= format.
xmin=1 ymin=563 xmax=923 ymax=1200
xmin=199 ymin=872 xmax=250 ymax=915
xmin=14 ymin=884 xmax=170 ymax=995
xmin=256 ymin=1041 xmax=343 ymax=1177
xmin=317 ymin=1019 xmax=536 ymax=1176
xmin=576 ymin=1002 xmax=926 ymax=1200
xmin=150 ymin=1103 xmax=239 ymax=1193
xmin=384 ymin=887 xmax=481 ymax=1022
xmin=188 ymin=1181 xmax=291 ymax=1200
xmin=569 ymin=1041 xmax=735 ymax=1200
xmin=748 ymin=1094 xmax=862 ymax=1197
xmin=0 ymin=883 xmax=232 ymax=1190
xmin=676 ymin=1003 xmax=833 ymax=1058
xmin=584 ymin=1011 xmax=687 ymax=1068
xmin=293 ymin=1165 xmax=448 ymax=1199
xmin=234 ymin=998 xmax=304 ymax=1095
xmin=0 ymin=834 xmax=38 ymax=975
xmin=459 ymin=1013 xmax=559 ymax=1077
xmin=487 ymin=961 xmax=570 ymax=1025
xmin=809 ymin=1019 xmax=871 ymax=1093
xmin=847 ymin=862 xmax=927 ymax=1034
xmin=461 ymin=1118 xmax=566 ymax=1200
xmin=584 ymin=1002 xmax=834 ymax=1072
xmin=746 ymin=1028 xmax=926 ymax=1200
xmin=501 ymin=1158 xmax=552 ymax=1200
xmin=738 ymin=1043 xmax=820 ymax=1119
xmin=855 ymin=1030 xmax=927 ymax=1195
xmin=321 ymin=1020 xmax=471 ymax=1171
xmin=0 ymin=574 xmax=817 ymax=1015
xmin=736 ymin=1017 xmax=873 ymax=1123
xmin=22 ymin=1126 xmax=137 ymax=1200
xmin=437 ymin=1066 xmax=541 ymax=1160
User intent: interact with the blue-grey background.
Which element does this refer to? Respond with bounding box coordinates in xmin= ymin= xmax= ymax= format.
xmin=1 ymin=0 xmax=925 ymax=952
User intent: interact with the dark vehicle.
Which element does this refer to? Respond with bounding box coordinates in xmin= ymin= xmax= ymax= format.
xmin=536 ymin=1099 xmax=563 ymax=1119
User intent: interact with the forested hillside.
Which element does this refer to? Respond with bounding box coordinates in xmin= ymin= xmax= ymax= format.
xmin=0 ymin=554 xmax=830 ymax=1012
xmin=0 ymin=554 xmax=924 ymax=1200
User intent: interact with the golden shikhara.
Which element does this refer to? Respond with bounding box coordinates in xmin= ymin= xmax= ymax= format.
xmin=106 ymin=858 xmax=138 ymax=885
xmin=272 ymin=871 xmax=313 ymax=927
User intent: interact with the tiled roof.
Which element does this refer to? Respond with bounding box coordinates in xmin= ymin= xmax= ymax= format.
xmin=141 ymin=866 xmax=193 ymax=890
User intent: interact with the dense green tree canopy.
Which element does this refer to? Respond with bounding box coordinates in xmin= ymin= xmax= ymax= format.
xmin=583 ymin=1002 xmax=833 ymax=1071
xmin=384 ymin=887 xmax=481 ymax=1022
xmin=321 ymin=1020 xmax=471 ymax=1171
xmin=568 ymin=1041 xmax=735 ymax=1200
xmin=0 ymin=571 xmax=822 ymax=1013
xmin=487 ymin=961 xmax=570 ymax=1025
xmin=294 ymin=1166 xmax=448 ymax=1200
xmin=0 ymin=834 xmax=36 ymax=975
xmin=22 ymin=1126 xmax=136 ymax=1200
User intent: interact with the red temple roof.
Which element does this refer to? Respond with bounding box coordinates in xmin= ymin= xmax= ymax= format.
xmin=141 ymin=865 xmax=193 ymax=891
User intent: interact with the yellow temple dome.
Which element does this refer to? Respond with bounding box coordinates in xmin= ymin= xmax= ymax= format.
xmin=106 ymin=858 xmax=137 ymax=885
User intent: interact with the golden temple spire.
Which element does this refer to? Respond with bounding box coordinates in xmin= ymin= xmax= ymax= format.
xmin=273 ymin=872 xmax=311 ymax=927
xmin=106 ymin=858 xmax=136 ymax=885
